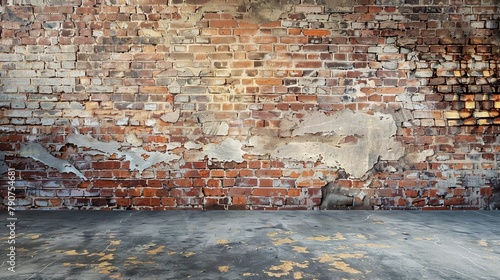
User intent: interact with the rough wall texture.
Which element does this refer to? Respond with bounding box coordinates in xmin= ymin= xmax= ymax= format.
xmin=0 ymin=0 xmax=499 ymax=210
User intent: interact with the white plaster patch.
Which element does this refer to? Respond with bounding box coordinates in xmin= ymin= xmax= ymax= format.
xmin=405 ymin=149 xmax=435 ymax=163
xmin=125 ymin=133 xmax=143 ymax=147
xmin=19 ymin=143 xmax=87 ymax=180
xmin=67 ymin=134 xmax=180 ymax=174
xmin=203 ymin=138 xmax=246 ymax=163
xmin=248 ymin=110 xmax=405 ymax=178
xmin=160 ymin=110 xmax=180 ymax=123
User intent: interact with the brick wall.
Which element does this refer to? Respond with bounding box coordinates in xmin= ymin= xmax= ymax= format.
xmin=1 ymin=0 xmax=499 ymax=210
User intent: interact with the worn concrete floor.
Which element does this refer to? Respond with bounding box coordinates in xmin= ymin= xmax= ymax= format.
xmin=1 ymin=211 xmax=499 ymax=280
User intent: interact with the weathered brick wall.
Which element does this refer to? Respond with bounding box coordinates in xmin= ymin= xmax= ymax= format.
xmin=1 ymin=0 xmax=499 ymax=210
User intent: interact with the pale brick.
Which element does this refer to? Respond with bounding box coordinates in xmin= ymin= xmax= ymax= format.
xmin=86 ymin=85 xmax=113 ymax=93
xmin=0 ymin=94 xmax=26 ymax=101
xmin=4 ymin=110 xmax=32 ymax=118
xmin=11 ymin=102 xmax=26 ymax=109
xmin=2 ymin=78 xmax=30 ymax=85
xmin=383 ymin=45 xmax=399 ymax=53
xmin=7 ymin=70 xmax=36 ymax=78
xmin=11 ymin=118 xmax=25 ymax=125
xmin=0 ymin=54 xmax=23 ymax=62
xmin=18 ymin=85 xmax=37 ymax=93
xmin=40 ymin=102 xmax=56 ymax=110
xmin=32 ymin=78 xmax=76 ymax=86
xmin=26 ymin=118 xmax=41 ymax=125
xmin=56 ymin=53 xmax=76 ymax=61
xmin=144 ymin=103 xmax=158 ymax=111
xmin=63 ymin=110 xmax=92 ymax=118
xmin=414 ymin=70 xmax=434 ymax=78
xmin=41 ymin=118 xmax=55 ymax=126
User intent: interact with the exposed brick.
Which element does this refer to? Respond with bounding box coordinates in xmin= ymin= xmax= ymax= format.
xmin=2 ymin=0 xmax=498 ymax=211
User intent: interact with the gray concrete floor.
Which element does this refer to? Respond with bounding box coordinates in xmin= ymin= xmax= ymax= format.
xmin=1 ymin=211 xmax=499 ymax=280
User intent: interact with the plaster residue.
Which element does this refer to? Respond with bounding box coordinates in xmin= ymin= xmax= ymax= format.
xmin=404 ymin=149 xmax=435 ymax=163
xmin=203 ymin=138 xmax=246 ymax=163
xmin=249 ymin=110 xmax=405 ymax=178
xmin=20 ymin=143 xmax=87 ymax=180
xmin=67 ymin=134 xmax=180 ymax=173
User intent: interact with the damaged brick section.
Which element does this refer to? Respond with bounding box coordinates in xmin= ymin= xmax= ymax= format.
xmin=0 ymin=0 xmax=499 ymax=210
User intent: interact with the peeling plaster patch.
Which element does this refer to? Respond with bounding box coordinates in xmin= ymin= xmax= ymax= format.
xmin=249 ymin=110 xmax=405 ymax=178
xmin=67 ymin=134 xmax=180 ymax=173
xmin=404 ymin=149 xmax=435 ymax=163
xmin=185 ymin=141 xmax=203 ymax=150
xmin=160 ymin=110 xmax=180 ymax=123
xmin=203 ymin=138 xmax=246 ymax=163
xmin=125 ymin=133 xmax=143 ymax=147
xmin=20 ymin=143 xmax=87 ymax=180
xmin=202 ymin=122 xmax=229 ymax=136
xmin=68 ymin=134 xmax=121 ymax=156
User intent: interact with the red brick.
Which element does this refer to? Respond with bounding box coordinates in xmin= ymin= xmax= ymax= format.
xmin=210 ymin=20 xmax=238 ymax=28
xmin=116 ymin=198 xmax=131 ymax=207
xmin=255 ymin=170 xmax=282 ymax=178
xmin=302 ymin=29 xmax=330 ymax=37
xmin=133 ymin=197 xmax=161 ymax=207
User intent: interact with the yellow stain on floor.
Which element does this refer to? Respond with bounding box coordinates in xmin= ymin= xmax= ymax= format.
xmin=182 ymin=251 xmax=196 ymax=257
xmin=110 ymin=240 xmax=121 ymax=246
xmin=216 ymin=239 xmax=230 ymax=245
xmin=264 ymin=260 xmax=309 ymax=278
xmin=29 ymin=234 xmax=41 ymax=240
xmin=306 ymin=233 xmax=346 ymax=242
xmin=331 ymin=261 xmax=362 ymax=274
xmin=99 ymin=253 xmax=114 ymax=261
xmin=356 ymin=234 xmax=367 ymax=240
xmin=125 ymin=257 xmax=155 ymax=266
xmin=109 ymin=273 xmax=123 ymax=280
xmin=267 ymin=232 xmax=279 ymax=237
xmin=293 ymin=271 xmax=303 ymax=279
xmin=218 ymin=265 xmax=229 ymax=272
xmin=414 ymin=237 xmax=434 ymax=241
xmin=336 ymin=253 xmax=365 ymax=259
xmin=147 ymin=245 xmax=165 ymax=255
xmin=63 ymin=263 xmax=88 ymax=267
xmin=88 ymin=252 xmax=106 ymax=257
xmin=478 ymin=240 xmax=488 ymax=247
xmin=63 ymin=249 xmax=89 ymax=256
xmin=243 ymin=272 xmax=259 ymax=276
xmin=313 ymin=253 xmax=364 ymax=274
xmin=95 ymin=261 xmax=117 ymax=275
xmin=354 ymin=243 xmax=391 ymax=249
xmin=292 ymin=246 xmax=309 ymax=253
xmin=273 ymin=237 xmax=296 ymax=245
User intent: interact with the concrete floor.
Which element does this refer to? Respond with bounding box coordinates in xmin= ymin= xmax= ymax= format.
xmin=1 ymin=211 xmax=499 ymax=280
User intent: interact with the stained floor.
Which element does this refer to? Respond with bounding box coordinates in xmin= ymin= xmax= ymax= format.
xmin=1 ymin=211 xmax=499 ymax=280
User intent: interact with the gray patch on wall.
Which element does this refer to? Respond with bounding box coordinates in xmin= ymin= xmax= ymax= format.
xmin=0 ymin=152 xmax=9 ymax=175
xmin=248 ymin=110 xmax=405 ymax=178
xmin=19 ymin=143 xmax=87 ymax=180
xmin=490 ymin=177 xmax=500 ymax=210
